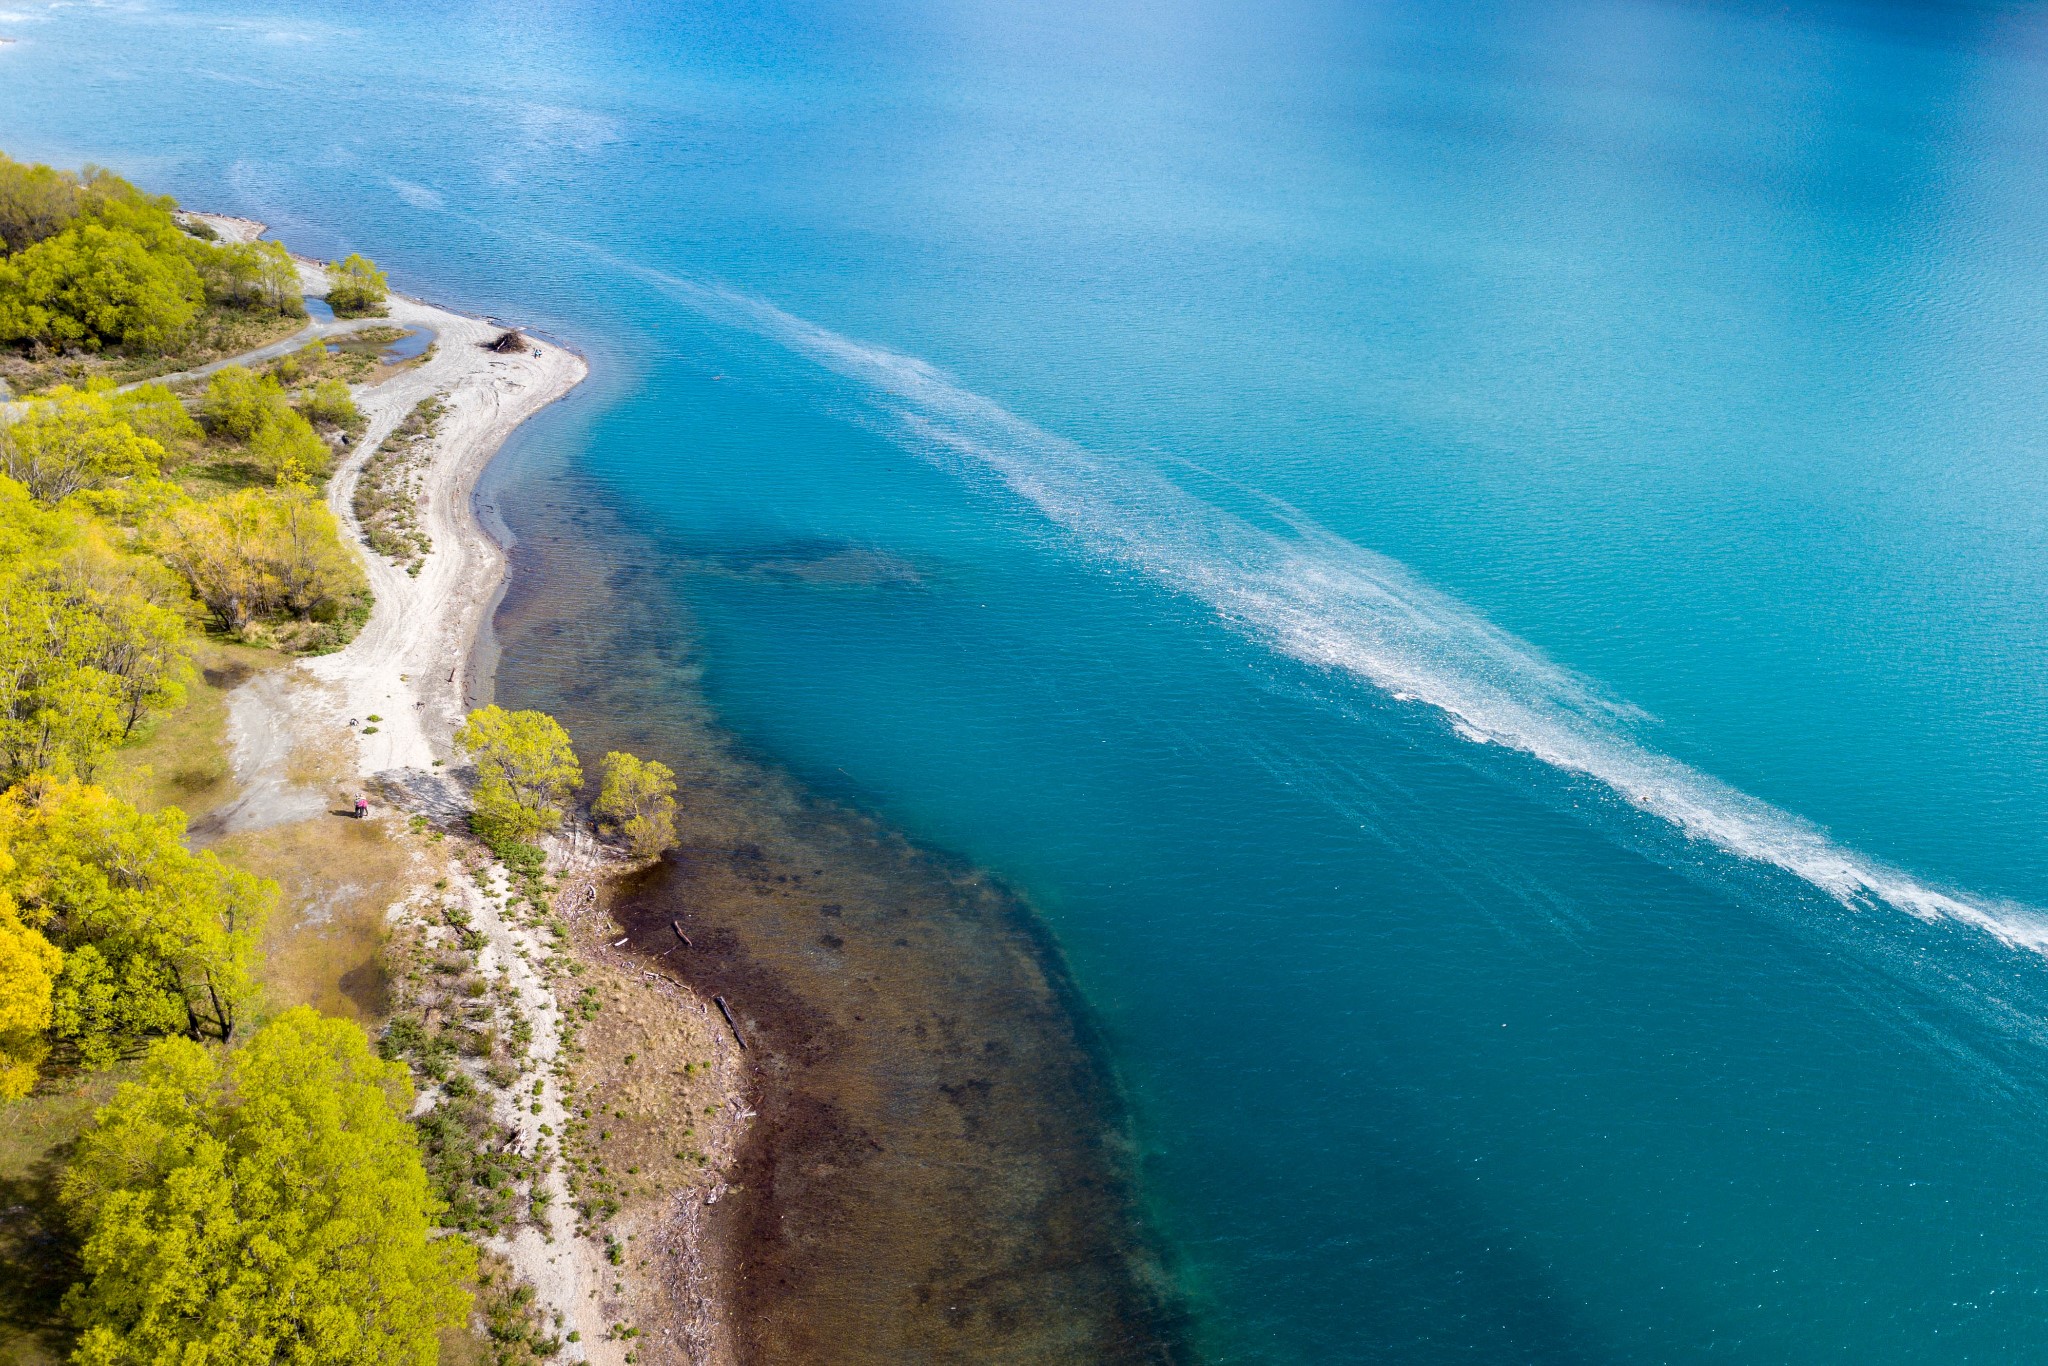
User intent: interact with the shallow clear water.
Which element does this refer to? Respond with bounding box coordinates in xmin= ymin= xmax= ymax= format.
xmin=381 ymin=325 xmax=433 ymax=361
xmin=14 ymin=0 xmax=2048 ymax=1358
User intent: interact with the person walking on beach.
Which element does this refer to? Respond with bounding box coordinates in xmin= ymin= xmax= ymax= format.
xmin=354 ymin=794 xmax=369 ymax=820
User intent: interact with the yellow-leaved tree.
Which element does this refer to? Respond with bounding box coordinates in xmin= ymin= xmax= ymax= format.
xmin=0 ymin=841 xmax=61 ymax=1099
xmin=148 ymin=486 xmax=364 ymax=637
xmin=323 ymin=252 xmax=388 ymax=318
xmin=0 ymin=476 xmax=195 ymax=779
xmin=454 ymin=705 xmax=581 ymax=847
xmin=0 ymin=777 xmax=273 ymax=1068
xmin=61 ymin=1008 xmax=474 ymax=1366
xmin=198 ymin=365 xmax=331 ymax=484
xmin=593 ymin=750 xmax=678 ymax=859
xmin=0 ymin=383 xmax=176 ymax=504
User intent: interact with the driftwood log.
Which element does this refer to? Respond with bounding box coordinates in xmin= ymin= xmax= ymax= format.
xmin=713 ymin=995 xmax=748 ymax=1050
xmin=484 ymin=329 xmax=528 ymax=353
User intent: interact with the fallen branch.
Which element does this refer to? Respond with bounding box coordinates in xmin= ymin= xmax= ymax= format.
xmin=713 ymin=995 xmax=747 ymax=1050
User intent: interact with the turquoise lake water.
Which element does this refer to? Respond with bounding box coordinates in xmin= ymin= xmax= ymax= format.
xmin=13 ymin=0 xmax=2048 ymax=1358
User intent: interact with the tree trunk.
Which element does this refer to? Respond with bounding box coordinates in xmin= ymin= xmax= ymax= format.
xmin=206 ymin=981 xmax=232 ymax=1042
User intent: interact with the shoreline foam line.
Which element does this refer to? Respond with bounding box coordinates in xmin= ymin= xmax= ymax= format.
xmin=540 ymin=238 xmax=2048 ymax=955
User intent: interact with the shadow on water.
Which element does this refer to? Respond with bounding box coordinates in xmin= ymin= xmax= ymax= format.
xmin=485 ymin=478 xmax=1190 ymax=1363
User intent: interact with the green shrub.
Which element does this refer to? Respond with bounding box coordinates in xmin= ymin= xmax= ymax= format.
xmin=325 ymin=252 xmax=388 ymax=318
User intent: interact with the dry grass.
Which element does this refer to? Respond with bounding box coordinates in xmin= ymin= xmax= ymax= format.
xmin=554 ymin=924 xmax=739 ymax=1362
xmin=0 ymin=306 xmax=308 ymax=397
xmin=102 ymin=640 xmax=281 ymax=824
xmin=563 ymin=957 xmax=728 ymax=1227
xmin=224 ymin=810 xmax=423 ymax=1024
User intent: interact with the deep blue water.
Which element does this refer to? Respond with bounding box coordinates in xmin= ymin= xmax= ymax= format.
xmin=14 ymin=0 xmax=2048 ymax=1358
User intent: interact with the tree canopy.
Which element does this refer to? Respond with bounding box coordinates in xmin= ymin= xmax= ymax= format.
xmin=199 ymin=366 xmax=331 ymax=484
xmin=193 ymin=238 xmax=302 ymax=317
xmin=0 ymin=382 xmax=176 ymax=503
xmin=0 ymin=154 xmax=304 ymax=356
xmin=0 ymin=477 xmax=195 ymax=778
xmin=61 ymin=1008 xmax=474 ymax=1366
xmin=149 ymin=485 xmax=365 ymax=636
xmin=594 ymin=750 xmax=678 ymax=859
xmin=455 ymin=705 xmax=582 ymax=846
xmin=0 ymin=776 xmax=273 ymax=1065
xmin=0 ymin=853 xmax=60 ymax=1099
xmin=324 ymin=253 xmax=388 ymax=318
xmin=0 ymin=153 xmax=82 ymax=255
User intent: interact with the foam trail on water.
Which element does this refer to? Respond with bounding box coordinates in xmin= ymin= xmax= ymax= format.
xmin=606 ymin=260 xmax=2048 ymax=952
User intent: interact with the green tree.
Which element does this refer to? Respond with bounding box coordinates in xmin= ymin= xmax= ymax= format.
xmin=150 ymin=486 xmax=365 ymax=635
xmin=0 ymin=564 xmax=127 ymax=779
xmin=200 ymin=367 xmax=331 ymax=483
xmin=324 ymin=252 xmax=388 ymax=318
xmin=198 ymin=365 xmax=287 ymax=442
xmin=0 ymin=152 xmax=80 ymax=254
xmin=593 ymin=750 xmax=678 ymax=859
xmin=0 ymin=777 xmax=273 ymax=1062
xmin=269 ymin=341 xmax=326 ymax=386
xmin=0 ymin=385 xmax=169 ymax=503
xmin=247 ymin=410 xmax=331 ymax=485
xmin=248 ymin=239 xmax=305 ymax=315
xmin=61 ymin=1008 xmax=475 ymax=1366
xmin=455 ymin=705 xmax=581 ymax=846
xmin=0 ymin=156 xmax=276 ymax=355
xmin=32 ymin=529 xmax=192 ymax=740
xmin=102 ymin=381 xmax=202 ymax=456
xmin=194 ymin=240 xmax=303 ymax=317
xmin=0 ymin=466 xmax=76 ymax=559
xmin=297 ymin=378 xmax=359 ymax=433
xmin=0 ymin=221 xmax=205 ymax=352
xmin=0 ymin=487 xmax=195 ymax=775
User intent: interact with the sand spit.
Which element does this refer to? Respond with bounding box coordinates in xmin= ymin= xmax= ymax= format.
xmin=206 ymin=248 xmax=585 ymax=825
xmin=188 ymin=222 xmax=743 ymax=1364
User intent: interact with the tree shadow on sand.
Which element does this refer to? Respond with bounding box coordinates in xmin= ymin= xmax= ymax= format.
xmin=0 ymin=1147 xmax=79 ymax=1365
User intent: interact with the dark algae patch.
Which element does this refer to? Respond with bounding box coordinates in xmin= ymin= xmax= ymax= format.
xmin=487 ymin=478 xmax=1189 ymax=1363
xmin=608 ymin=810 xmax=1183 ymax=1364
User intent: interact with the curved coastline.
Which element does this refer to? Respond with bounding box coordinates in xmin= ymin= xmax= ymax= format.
xmin=186 ymin=215 xmax=738 ymax=1365
xmin=480 ymin=471 xmax=1194 ymax=1362
xmin=199 ymin=209 xmax=1189 ymax=1359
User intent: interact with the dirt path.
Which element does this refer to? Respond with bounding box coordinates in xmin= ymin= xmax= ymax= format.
xmin=126 ymin=313 xmax=389 ymax=392
xmin=187 ymin=241 xmax=675 ymax=1359
xmin=214 ymin=262 xmax=583 ymax=827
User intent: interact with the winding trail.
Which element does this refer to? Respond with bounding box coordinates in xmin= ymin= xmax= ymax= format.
xmin=212 ymin=260 xmax=584 ymax=830
xmin=123 ymin=313 xmax=390 ymax=392
xmin=190 ymin=240 xmax=634 ymax=1358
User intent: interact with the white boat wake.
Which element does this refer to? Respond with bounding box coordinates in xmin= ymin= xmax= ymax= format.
xmin=602 ymin=254 xmax=2048 ymax=956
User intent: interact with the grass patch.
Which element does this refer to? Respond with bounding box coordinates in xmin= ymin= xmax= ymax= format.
xmin=102 ymin=640 xmax=281 ymax=824
xmin=222 ymin=813 xmax=417 ymax=1024
xmin=0 ymin=304 xmax=308 ymax=397
xmin=441 ymin=1252 xmax=564 ymax=1366
xmin=235 ymin=594 xmax=373 ymax=658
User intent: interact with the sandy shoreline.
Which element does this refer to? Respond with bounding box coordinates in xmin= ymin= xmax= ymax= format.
xmin=485 ymin=463 xmax=1192 ymax=1362
xmin=186 ymin=214 xmax=744 ymax=1365
xmin=177 ymin=212 xmax=1179 ymax=1363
